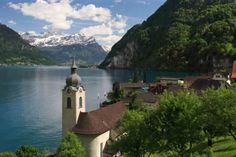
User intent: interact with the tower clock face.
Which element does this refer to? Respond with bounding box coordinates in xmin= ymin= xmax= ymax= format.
xmin=67 ymin=88 xmax=71 ymax=94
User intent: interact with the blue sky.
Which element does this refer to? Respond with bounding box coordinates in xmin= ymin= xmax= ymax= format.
xmin=0 ymin=0 xmax=166 ymax=48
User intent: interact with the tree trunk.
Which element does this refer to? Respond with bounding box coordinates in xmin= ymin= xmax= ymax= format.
xmin=228 ymin=124 xmax=236 ymax=141
xmin=229 ymin=130 xmax=236 ymax=141
xmin=208 ymin=138 xmax=213 ymax=147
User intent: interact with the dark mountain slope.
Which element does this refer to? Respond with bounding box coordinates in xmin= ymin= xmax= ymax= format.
xmin=0 ymin=24 xmax=54 ymax=65
xmin=100 ymin=0 xmax=236 ymax=71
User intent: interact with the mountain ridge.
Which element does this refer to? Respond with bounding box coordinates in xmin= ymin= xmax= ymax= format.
xmin=100 ymin=0 xmax=236 ymax=71
xmin=0 ymin=24 xmax=54 ymax=65
xmin=21 ymin=31 xmax=108 ymax=65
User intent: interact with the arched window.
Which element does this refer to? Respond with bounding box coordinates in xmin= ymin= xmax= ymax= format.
xmin=79 ymin=97 xmax=83 ymax=108
xmin=67 ymin=97 xmax=72 ymax=109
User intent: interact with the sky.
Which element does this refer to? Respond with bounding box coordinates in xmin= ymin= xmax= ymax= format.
xmin=0 ymin=0 xmax=166 ymax=49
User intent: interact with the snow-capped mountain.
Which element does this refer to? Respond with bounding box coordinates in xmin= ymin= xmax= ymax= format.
xmin=101 ymin=45 xmax=111 ymax=53
xmin=20 ymin=31 xmax=107 ymax=65
xmin=20 ymin=31 xmax=98 ymax=48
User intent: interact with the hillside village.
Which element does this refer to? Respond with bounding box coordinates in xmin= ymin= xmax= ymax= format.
xmin=58 ymin=60 xmax=236 ymax=157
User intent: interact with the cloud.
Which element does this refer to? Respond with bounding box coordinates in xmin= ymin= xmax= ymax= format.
xmin=8 ymin=20 xmax=16 ymax=25
xmin=79 ymin=14 xmax=127 ymax=36
xmin=137 ymin=0 xmax=149 ymax=5
xmin=114 ymin=0 xmax=122 ymax=3
xmin=8 ymin=0 xmax=127 ymax=48
xmin=80 ymin=24 xmax=113 ymax=36
xmin=8 ymin=0 xmax=111 ymax=30
xmin=96 ymin=35 xmax=123 ymax=50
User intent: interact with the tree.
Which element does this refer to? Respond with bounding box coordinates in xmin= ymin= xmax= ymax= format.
xmin=56 ymin=132 xmax=86 ymax=157
xmin=149 ymin=91 xmax=203 ymax=157
xmin=111 ymin=111 xmax=150 ymax=157
xmin=143 ymin=71 xmax=147 ymax=83
xmin=198 ymin=87 xmax=236 ymax=145
xmin=107 ymin=89 xmax=124 ymax=103
xmin=15 ymin=145 xmax=40 ymax=157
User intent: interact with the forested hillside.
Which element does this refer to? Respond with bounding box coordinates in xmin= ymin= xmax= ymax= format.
xmin=100 ymin=0 xmax=236 ymax=71
xmin=0 ymin=24 xmax=54 ymax=65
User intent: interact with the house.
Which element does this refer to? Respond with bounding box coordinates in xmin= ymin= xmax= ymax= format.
xmin=231 ymin=61 xmax=236 ymax=80
xmin=149 ymin=83 xmax=167 ymax=95
xmin=114 ymin=82 xmax=149 ymax=96
xmin=183 ymin=76 xmax=211 ymax=87
xmin=62 ymin=59 xmax=126 ymax=157
xmin=190 ymin=79 xmax=229 ymax=95
xmin=159 ymin=77 xmax=180 ymax=85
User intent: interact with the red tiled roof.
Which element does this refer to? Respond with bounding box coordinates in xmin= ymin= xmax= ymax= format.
xmin=190 ymin=79 xmax=228 ymax=94
xmin=232 ymin=61 xmax=236 ymax=78
xmin=72 ymin=102 xmax=126 ymax=135
xmin=184 ymin=76 xmax=210 ymax=85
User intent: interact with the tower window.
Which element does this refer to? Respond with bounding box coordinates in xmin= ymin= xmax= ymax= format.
xmin=67 ymin=97 xmax=72 ymax=109
xmin=100 ymin=143 xmax=103 ymax=157
xmin=79 ymin=97 xmax=83 ymax=108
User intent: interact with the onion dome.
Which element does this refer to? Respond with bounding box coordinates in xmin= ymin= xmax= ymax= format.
xmin=66 ymin=58 xmax=81 ymax=87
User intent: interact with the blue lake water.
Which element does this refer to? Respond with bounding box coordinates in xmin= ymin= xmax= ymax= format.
xmin=0 ymin=66 xmax=196 ymax=152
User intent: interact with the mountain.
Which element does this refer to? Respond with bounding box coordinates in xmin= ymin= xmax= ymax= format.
xmin=100 ymin=0 xmax=236 ymax=71
xmin=0 ymin=24 xmax=54 ymax=65
xmin=21 ymin=32 xmax=107 ymax=65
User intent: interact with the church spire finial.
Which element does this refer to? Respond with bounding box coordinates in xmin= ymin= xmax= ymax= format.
xmin=71 ymin=57 xmax=78 ymax=74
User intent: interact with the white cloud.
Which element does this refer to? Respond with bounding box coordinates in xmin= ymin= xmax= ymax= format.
xmin=8 ymin=0 xmax=127 ymax=48
xmin=8 ymin=20 xmax=16 ymax=25
xmin=8 ymin=0 xmax=111 ymax=30
xmin=114 ymin=0 xmax=122 ymax=3
xmin=96 ymin=35 xmax=123 ymax=50
xmin=137 ymin=0 xmax=149 ymax=5
xmin=80 ymin=24 xmax=113 ymax=36
xmin=79 ymin=14 xmax=127 ymax=36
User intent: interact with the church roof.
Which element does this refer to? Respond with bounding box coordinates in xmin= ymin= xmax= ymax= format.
xmin=72 ymin=102 xmax=126 ymax=135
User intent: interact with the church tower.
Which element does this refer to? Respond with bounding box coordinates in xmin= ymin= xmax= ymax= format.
xmin=62 ymin=58 xmax=86 ymax=138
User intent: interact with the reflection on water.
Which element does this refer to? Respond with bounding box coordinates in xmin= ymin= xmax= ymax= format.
xmin=0 ymin=66 xmax=197 ymax=152
xmin=0 ymin=66 xmax=115 ymax=152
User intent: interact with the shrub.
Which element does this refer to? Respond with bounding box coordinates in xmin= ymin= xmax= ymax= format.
xmin=15 ymin=145 xmax=40 ymax=157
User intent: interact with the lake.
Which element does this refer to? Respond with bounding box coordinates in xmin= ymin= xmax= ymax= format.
xmin=0 ymin=66 xmax=196 ymax=152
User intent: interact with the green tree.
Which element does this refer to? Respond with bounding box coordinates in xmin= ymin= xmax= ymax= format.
xmin=15 ymin=145 xmax=40 ymax=157
xmin=149 ymin=91 xmax=203 ymax=157
xmin=107 ymin=90 xmax=124 ymax=103
xmin=198 ymin=87 xmax=236 ymax=145
xmin=111 ymin=111 xmax=150 ymax=157
xmin=56 ymin=132 xmax=86 ymax=157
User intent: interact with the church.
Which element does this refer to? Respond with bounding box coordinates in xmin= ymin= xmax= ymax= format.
xmin=62 ymin=59 xmax=126 ymax=157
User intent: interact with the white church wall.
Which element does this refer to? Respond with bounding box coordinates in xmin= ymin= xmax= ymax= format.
xmin=78 ymin=131 xmax=110 ymax=157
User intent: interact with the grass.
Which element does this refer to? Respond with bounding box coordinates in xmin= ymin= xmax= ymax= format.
xmin=144 ymin=136 xmax=236 ymax=157
xmin=205 ymin=136 xmax=236 ymax=157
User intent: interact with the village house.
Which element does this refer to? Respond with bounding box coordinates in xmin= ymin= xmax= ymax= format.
xmin=231 ymin=61 xmax=236 ymax=82
xmin=114 ymin=82 xmax=149 ymax=96
xmin=62 ymin=59 xmax=126 ymax=157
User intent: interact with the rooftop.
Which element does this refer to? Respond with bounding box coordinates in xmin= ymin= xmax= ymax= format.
xmin=232 ymin=61 xmax=236 ymax=78
xmin=72 ymin=102 xmax=126 ymax=135
xmin=190 ymin=79 xmax=228 ymax=94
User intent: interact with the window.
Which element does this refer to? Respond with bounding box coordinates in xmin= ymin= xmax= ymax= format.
xmin=79 ymin=97 xmax=83 ymax=108
xmin=100 ymin=143 xmax=103 ymax=157
xmin=67 ymin=97 xmax=72 ymax=109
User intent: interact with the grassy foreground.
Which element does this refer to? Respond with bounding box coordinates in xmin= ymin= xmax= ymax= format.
xmin=147 ymin=136 xmax=236 ymax=157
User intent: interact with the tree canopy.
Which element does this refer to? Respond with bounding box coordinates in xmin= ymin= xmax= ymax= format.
xmin=56 ymin=132 xmax=86 ymax=157
xmin=101 ymin=0 xmax=236 ymax=71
